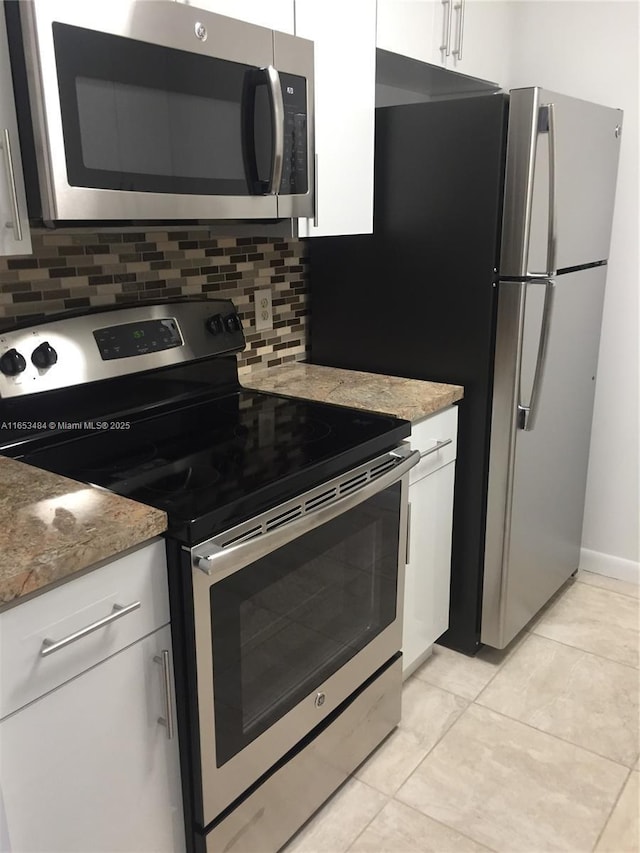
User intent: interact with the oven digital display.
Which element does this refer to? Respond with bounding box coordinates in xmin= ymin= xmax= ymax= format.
xmin=93 ymin=318 xmax=182 ymax=360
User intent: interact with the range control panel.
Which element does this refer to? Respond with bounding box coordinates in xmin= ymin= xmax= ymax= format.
xmin=0 ymin=300 xmax=245 ymax=399
xmin=93 ymin=318 xmax=183 ymax=360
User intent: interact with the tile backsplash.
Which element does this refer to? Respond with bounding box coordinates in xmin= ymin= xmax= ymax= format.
xmin=0 ymin=229 xmax=309 ymax=375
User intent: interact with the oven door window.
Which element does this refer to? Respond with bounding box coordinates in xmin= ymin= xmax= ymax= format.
xmin=53 ymin=23 xmax=279 ymax=196
xmin=210 ymin=484 xmax=401 ymax=767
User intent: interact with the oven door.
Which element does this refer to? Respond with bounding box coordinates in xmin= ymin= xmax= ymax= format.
xmin=190 ymin=446 xmax=418 ymax=825
xmin=18 ymin=1 xmax=314 ymax=221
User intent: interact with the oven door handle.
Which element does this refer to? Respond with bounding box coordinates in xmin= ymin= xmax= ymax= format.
xmin=194 ymin=448 xmax=419 ymax=580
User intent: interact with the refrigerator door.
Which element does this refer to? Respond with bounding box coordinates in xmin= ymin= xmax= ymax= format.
xmin=482 ymin=265 xmax=606 ymax=648
xmin=501 ymin=87 xmax=622 ymax=277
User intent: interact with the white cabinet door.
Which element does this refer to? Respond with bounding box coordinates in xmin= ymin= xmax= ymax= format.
xmin=403 ymin=460 xmax=455 ymax=678
xmin=296 ymin=0 xmax=376 ymax=237
xmin=175 ymin=0 xmax=295 ymax=34
xmin=0 ymin=626 xmax=185 ymax=853
xmin=0 ymin=1 xmax=31 ymax=257
xmin=446 ymin=0 xmax=512 ymax=84
xmin=377 ymin=0 xmax=444 ymax=67
xmin=377 ymin=0 xmax=511 ymax=85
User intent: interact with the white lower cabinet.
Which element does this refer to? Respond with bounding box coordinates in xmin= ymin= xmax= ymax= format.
xmin=403 ymin=406 xmax=458 ymax=678
xmin=0 ymin=543 xmax=184 ymax=853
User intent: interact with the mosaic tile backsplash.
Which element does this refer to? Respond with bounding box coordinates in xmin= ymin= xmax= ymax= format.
xmin=0 ymin=230 xmax=309 ymax=375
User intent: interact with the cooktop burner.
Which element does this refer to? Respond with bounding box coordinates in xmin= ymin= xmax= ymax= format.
xmin=18 ymin=389 xmax=409 ymax=543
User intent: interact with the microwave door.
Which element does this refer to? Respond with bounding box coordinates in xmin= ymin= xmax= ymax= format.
xmin=17 ymin=1 xmax=285 ymax=222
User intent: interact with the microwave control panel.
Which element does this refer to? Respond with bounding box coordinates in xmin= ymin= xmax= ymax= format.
xmin=280 ymin=72 xmax=308 ymax=196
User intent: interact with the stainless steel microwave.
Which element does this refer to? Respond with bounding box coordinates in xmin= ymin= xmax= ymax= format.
xmin=7 ymin=0 xmax=314 ymax=224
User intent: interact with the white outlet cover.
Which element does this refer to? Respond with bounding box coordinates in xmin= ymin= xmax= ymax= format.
xmin=254 ymin=288 xmax=273 ymax=332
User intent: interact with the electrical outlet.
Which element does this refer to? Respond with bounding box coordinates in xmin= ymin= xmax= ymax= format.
xmin=254 ymin=288 xmax=273 ymax=332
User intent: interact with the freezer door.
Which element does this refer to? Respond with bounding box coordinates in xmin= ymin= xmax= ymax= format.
xmin=482 ymin=266 xmax=606 ymax=648
xmin=501 ymin=87 xmax=622 ymax=276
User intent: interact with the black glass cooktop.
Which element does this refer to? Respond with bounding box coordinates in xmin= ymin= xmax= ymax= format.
xmin=18 ymin=390 xmax=410 ymax=543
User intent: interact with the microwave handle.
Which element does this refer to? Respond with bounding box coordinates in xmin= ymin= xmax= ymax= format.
xmin=264 ymin=66 xmax=284 ymax=195
xmin=240 ymin=67 xmax=284 ymax=196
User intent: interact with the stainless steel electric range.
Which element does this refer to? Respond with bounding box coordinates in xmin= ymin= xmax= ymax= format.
xmin=0 ymin=300 xmax=418 ymax=853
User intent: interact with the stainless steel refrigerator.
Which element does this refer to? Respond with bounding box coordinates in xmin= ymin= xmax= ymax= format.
xmin=308 ymin=87 xmax=622 ymax=653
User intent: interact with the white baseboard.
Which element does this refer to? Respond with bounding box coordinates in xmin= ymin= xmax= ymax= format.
xmin=579 ymin=548 xmax=640 ymax=585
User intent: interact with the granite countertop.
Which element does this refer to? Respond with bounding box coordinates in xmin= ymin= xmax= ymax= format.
xmin=242 ymin=363 xmax=464 ymax=422
xmin=0 ymin=457 xmax=167 ymax=609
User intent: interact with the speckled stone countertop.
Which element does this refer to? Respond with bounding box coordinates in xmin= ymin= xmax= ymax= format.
xmin=0 ymin=457 xmax=167 ymax=608
xmin=242 ymin=363 xmax=464 ymax=423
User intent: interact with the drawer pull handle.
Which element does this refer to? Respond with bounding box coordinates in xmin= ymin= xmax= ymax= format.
xmin=419 ymin=438 xmax=453 ymax=459
xmin=154 ymin=650 xmax=176 ymax=740
xmin=40 ymin=601 xmax=141 ymax=657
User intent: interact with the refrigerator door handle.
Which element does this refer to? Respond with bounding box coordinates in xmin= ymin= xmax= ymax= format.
xmin=518 ymin=278 xmax=556 ymax=431
xmin=531 ymin=103 xmax=558 ymax=277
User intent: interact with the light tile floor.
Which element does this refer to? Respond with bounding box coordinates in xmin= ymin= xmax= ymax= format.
xmin=284 ymin=571 xmax=640 ymax=853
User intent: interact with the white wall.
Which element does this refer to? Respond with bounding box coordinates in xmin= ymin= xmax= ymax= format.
xmin=504 ymin=0 xmax=639 ymax=580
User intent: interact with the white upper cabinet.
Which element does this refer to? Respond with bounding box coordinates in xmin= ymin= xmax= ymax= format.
xmin=175 ymin=0 xmax=295 ymax=34
xmin=377 ymin=0 xmax=444 ymax=67
xmin=446 ymin=0 xmax=513 ymax=85
xmin=377 ymin=0 xmax=512 ymax=86
xmin=0 ymin=1 xmax=32 ymax=257
xmin=296 ymin=0 xmax=377 ymax=237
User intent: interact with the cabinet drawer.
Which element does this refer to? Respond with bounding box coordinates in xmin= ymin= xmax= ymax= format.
xmin=410 ymin=406 xmax=458 ymax=484
xmin=0 ymin=539 xmax=169 ymax=719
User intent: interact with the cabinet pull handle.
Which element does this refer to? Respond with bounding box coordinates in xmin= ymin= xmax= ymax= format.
xmin=440 ymin=0 xmax=453 ymax=57
xmin=419 ymin=438 xmax=452 ymax=459
xmin=406 ymin=501 xmax=412 ymax=565
xmin=40 ymin=601 xmax=141 ymax=657
xmin=154 ymin=650 xmax=176 ymax=740
xmin=452 ymin=0 xmax=465 ymax=60
xmin=1 ymin=128 xmax=24 ymax=242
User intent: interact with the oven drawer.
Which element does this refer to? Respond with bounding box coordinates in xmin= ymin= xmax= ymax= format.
xmin=0 ymin=539 xmax=169 ymax=720
xmin=203 ymin=656 xmax=402 ymax=853
xmin=409 ymin=406 xmax=458 ymax=484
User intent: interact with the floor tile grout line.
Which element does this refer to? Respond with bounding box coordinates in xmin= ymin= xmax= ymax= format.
xmin=394 ymin=695 xmax=476 ymax=790
xmin=575 ymin=575 xmax=640 ymax=602
xmin=341 ymin=781 xmax=390 ymax=853
xmin=522 ymin=629 xmax=640 ymax=673
xmin=470 ymin=639 xmax=527 ymax=705
xmin=567 ymin=576 xmax=640 ymax=607
xmin=386 ymin=795 xmax=499 ymax=852
xmin=468 ymin=701 xmax=638 ymax=771
xmin=413 ymin=633 xmax=521 ymax=701
xmin=475 ymin=629 xmax=640 ymax=713
xmin=528 ymin=624 xmax=640 ymax=670
xmin=356 ymin=683 xmax=473 ymax=801
xmin=590 ymin=766 xmax=633 ymax=852
xmin=362 ymin=702 xmax=630 ymax=853
xmin=520 ymin=573 xmax=640 ymax=637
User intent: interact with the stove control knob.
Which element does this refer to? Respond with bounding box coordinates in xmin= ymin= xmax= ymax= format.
xmin=206 ymin=314 xmax=224 ymax=336
xmin=31 ymin=341 xmax=58 ymax=369
xmin=0 ymin=348 xmax=27 ymax=376
xmin=225 ymin=313 xmax=242 ymax=332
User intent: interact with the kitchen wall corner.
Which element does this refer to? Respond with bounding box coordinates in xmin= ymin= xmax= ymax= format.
xmin=0 ymin=230 xmax=309 ymax=375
